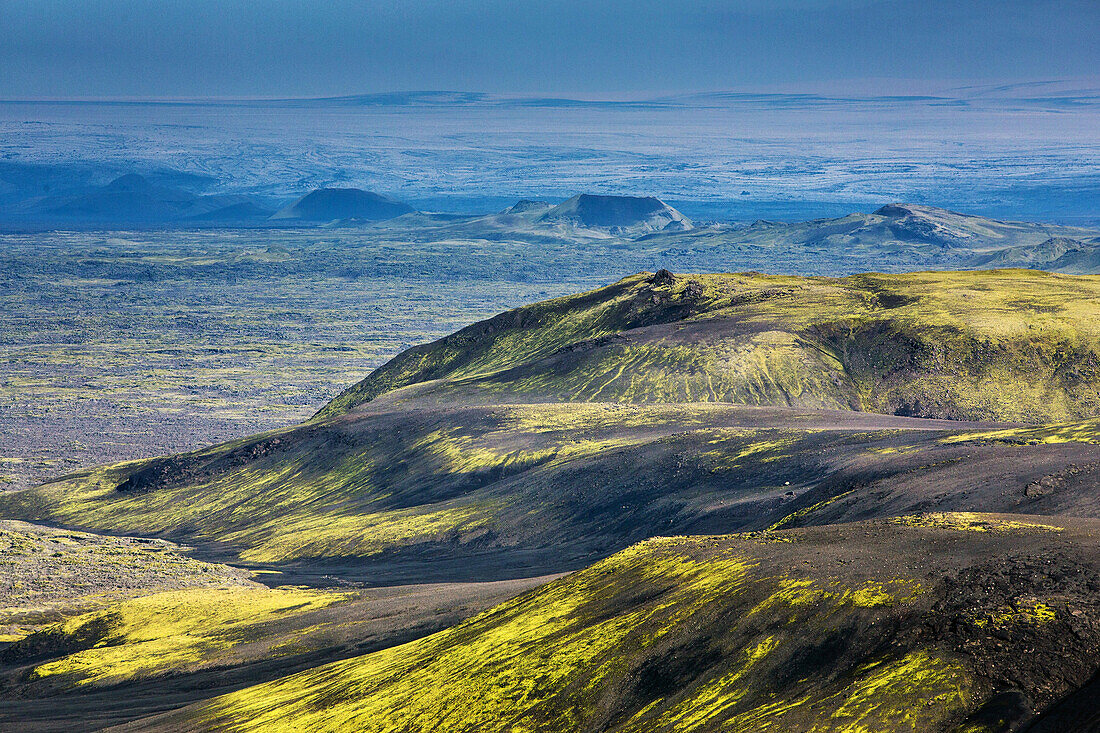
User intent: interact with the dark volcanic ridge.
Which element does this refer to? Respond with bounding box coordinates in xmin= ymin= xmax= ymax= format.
xmin=269 ymin=187 xmax=416 ymax=223
xmin=539 ymin=193 xmax=693 ymax=234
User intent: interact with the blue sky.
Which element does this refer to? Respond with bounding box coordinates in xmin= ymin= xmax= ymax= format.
xmin=1 ymin=0 xmax=1096 ymax=98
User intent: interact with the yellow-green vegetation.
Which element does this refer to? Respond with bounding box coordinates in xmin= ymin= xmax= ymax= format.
xmin=25 ymin=586 xmax=349 ymax=687
xmin=496 ymin=401 xmax=746 ymax=434
xmin=940 ymin=416 xmax=1100 ymax=445
xmin=766 ymin=490 xmax=855 ymax=531
xmin=170 ymin=536 xmax=970 ymax=733
xmin=697 ymin=433 xmax=804 ymax=471
xmin=1 ymin=421 xmax=513 ymax=563
xmin=323 ymin=269 xmax=1100 ymax=424
xmin=891 ymin=513 xmax=1065 ymax=533
xmin=0 ymin=400 xmax=821 ymax=563
xmin=0 ymin=520 xmax=253 ymax=640
xmin=11 ymin=390 xmax=1077 ymax=570
xmin=653 ymin=650 xmax=967 ymax=733
xmin=973 ymin=599 xmax=1056 ymax=629
xmin=8 ymin=269 xmax=1100 ymax=570
xmin=0 ymin=404 xmax=624 ymax=562
xmin=319 ymin=275 xmax=669 ymax=416
xmin=0 ymin=225 xmax=586 ymax=492
xmin=457 ymin=335 xmax=852 ymax=409
xmin=233 ymin=505 xmax=494 ymax=563
xmin=19 ymin=396 xmax=972 ymax=577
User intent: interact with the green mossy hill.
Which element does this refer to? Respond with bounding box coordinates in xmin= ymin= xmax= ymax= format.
xmin=0 ymin=576 xmax=550 ymax=732
xmin=4 ymin=587 xmax=348 ymax=689
xmin=318 ymin=269 xmax=1100 ymax=423
xmin=126 ymin=517 xmax=1100 ymax=733
xmin=5 ymin=404 xmax=1099 ymax=576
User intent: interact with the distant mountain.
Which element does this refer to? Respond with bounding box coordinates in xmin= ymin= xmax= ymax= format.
xmin=278 ymin=84 xmax=1100 ymax=112
xmin=870 ymin=203 xmax=995 ymax=246
xmin=966 ymin=233 xmax=1100 ymax=275
xmin=539 ymin=194 xmax=693 ymax=235
xmin=2 ymin=173 xmax=410 ymax=227
xmin=629 ymin=202 xmax=1100 ymax=273
xmin=185 ymin=201 xmax=274 ymax=222
xmin=499 ymin=199 xmax=551 ymax=216
xmin=972 ymin=236 xmax=1090 ymax=267
xmin=270 ymin=188 xmax=415 ymax=222
xmin=7 ymin=172 xmax=267 ymax=225
xmin=0 ymin=161 xmax=215 ymax=205
xmin=305 ymin=91 xmax=493 ymax=107
xmin=42 ymin=174 xmax=207 ymax=222
xmin=1046 ymin=243 xmax=1100 ymax=274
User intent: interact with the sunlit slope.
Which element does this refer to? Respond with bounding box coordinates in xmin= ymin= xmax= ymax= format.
xmin=5 ymin=405 xmax=1099 ymax=574
xmin=0 ymin=404 xmax=959 ymax=571
xmin=318 ymin=269 xmax=1100 ymax=423
xmin=0 ymin=574 xmax=551 ymax=732
xmin=7 ymin=586 xmax=348 ymax=688
xmin=0 ymin=521 xmax=254 ymax=642
xmin=4 ymin=270 xmax=1098 ymax=573
xmin=126 ymin=517 xmax=1100 ymax=733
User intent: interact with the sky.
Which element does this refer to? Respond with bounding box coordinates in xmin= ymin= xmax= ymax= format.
xmin=0 ymin=0 xmax=1097 ymax=99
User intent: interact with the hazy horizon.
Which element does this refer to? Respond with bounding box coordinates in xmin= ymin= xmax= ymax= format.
xmin=1 ymin=75 xmax=1098 ymax=103
xmin=1 ymin=0 xmax=1096 ymax=224
xmin=3 ymin=88 xmax=1097 ymax=224
xmin=2 ymin=0 xmax=1097 ymax=99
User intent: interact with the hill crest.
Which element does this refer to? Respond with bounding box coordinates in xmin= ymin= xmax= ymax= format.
xmin=270 ymin=187 xmax=415 ymax=222
xmin=539 ymin=193 xmax=692 ymax=235
xmin=318 ymin=269 xmax=1100 ymax=424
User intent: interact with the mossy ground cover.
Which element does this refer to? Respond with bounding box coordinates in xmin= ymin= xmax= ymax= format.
xmin=146 ymin=539 xmax=963 ymax=732
xmin=0 ymin=520 xmax=253 ymax=641
xmin=5 ymin=267 xmax=1099 ymax=569
xmin=0 ymin=229 xmax=588 ymax=491
xmin=0 ymin=570 xmax=555 ymax=731
xmin=2 ymin=401 xmax=1005 ymax=573
xmin=940 ymin=416 xmax=1100 ymax=446
xmin=326 ymin=269 xmax=1100 ymax=424
xmin=133 ymin=517 xmax=1100 ymax=733
xmin=4 ymin=263 xmax=1100 ymax=729
xmin=6 ymin=390 xmax=1098 ymax=579
xmin=889 ymin=512 xmax=1065 ymax=533
xmin=24 ymin=586 xmax=349 ymax=687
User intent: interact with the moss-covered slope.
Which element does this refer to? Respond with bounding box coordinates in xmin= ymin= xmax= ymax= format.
xmin=8 ymin=403 xmax=1099 ymax=578
xmin=0 ymin=571 xmax=550 ymax=731
xmin=125 ymin=516 xmax=1100 ymax=733
xmin=5 ymin=404 xmax=1099 ymax=579
xmin=3 ymin=270 xmax=1100 ymax=731
xmin=5 ymin=270 xmax=1099 ymax=575
xmin=319 ymin=269 xmax=1100 ymax=424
